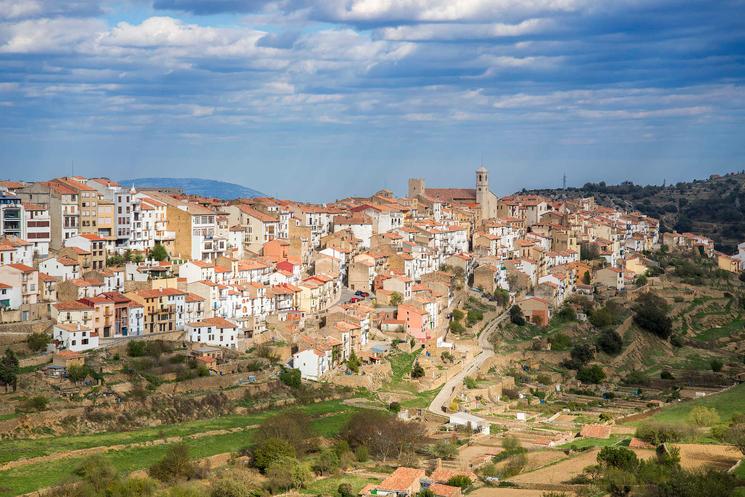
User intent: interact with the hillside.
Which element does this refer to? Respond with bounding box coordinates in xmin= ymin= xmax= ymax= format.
xmin=524 ymin=171 xmax=745 ymax=252
xmin=120 ymin=177 xmax=265 ymax=200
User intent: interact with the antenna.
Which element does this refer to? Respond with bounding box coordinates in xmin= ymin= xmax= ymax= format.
xmin=562 ymin=173 xmax=567 ymax=190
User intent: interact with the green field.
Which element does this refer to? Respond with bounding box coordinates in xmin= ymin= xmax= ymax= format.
xmin=559 ymin=436 xmax=629 ymax=449
xmin=301 ymin=474 xmax=379 ymax=495
xmin=0 ymin=399 xmax=360 ymax=496
xmin=632 ymin=383 xmax=745 ymax=425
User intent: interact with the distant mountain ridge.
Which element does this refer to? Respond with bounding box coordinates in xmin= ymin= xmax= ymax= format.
xmin=120 ymin=177 xmax=265 ymax=200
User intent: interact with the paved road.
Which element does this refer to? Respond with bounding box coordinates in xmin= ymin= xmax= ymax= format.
xmin=427 ymin=309 xmax=511 ymax=416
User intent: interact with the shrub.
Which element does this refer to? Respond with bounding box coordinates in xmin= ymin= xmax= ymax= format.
xmin=464 ymin=376 xmax=477 ymax=389
xmin=446 ymin=475 xmax=472 ymax=489
xmin=210 ymin=478 xmax=250 ymax=497
xmin=597 ymin=446 xmax=639 ymax=472
xmin=428 ymin=440 xmax=458 ymax=460
xmin=279 ymin=367 xmax=301 ymax=388
xmin=509 ymin=305 xmax=526 ymax=326
xmin=338 ymin=483 xmax=354 ymax=497
xmin=688 ymin=406 xmax=720 ymax=427
xmin=252 ymin=437 xmax=296 ymax=472
xmin=635 ymin=422 xmax=694 ymax=444
xmin=710 ymin=359 xmax=724 ymax=372
xmin=313 ymin=449 xmax=340 ymax=475
xmin=577 ymin=365 xmax=605 ymax=384
xmin=670 ymin=335 xmax=684 ymax=348
xmin=388 ymin=401 xmax=401 ymax=413
xmin=354 ymin=445 xmax=369 ymax=462
xmin=19 ymin=395 xmax=48 ymax=412
xmin=633 ymin=292 xmax=673 ymax=339
xmin=597 ymin=329 xmax=623 ymax=355
xmin=449 ymin=320 xmax=466 ymax=333
xmin=411 ymin=362 xmax=425 ymax=379
xmin=265 ymin=456 xmax=311 ymax=493
xmin=660 ymin=370 xmax=674 ymax=380
xmin=556 ymin=305 xmax=577 ymax=321
xmin=548 ymin=333 xmax=572 ymax=351
xmin=451 ymin=309 xmax=465 ymax=321
xmin=27 ymin=332 xmax=50 ymax=352
xmin=149 ymin=443 xmax=196 ymax=483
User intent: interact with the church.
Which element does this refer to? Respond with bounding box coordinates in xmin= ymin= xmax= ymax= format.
xmin=408 ymin=166 xmax=499 ymax=219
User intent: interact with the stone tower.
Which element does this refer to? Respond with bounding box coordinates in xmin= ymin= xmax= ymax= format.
xmin=408 ymin=178 xmax=425 ymax=198
xmin=476 ymin=166 xmax=488 ymax=206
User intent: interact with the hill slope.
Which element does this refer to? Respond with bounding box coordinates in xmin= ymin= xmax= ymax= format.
xmin=120 ymin=177 xmax=265 ymax=200
xmin=524 ymin=171 xmax=745 ymax=252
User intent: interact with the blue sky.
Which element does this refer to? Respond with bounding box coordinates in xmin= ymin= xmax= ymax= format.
xmin=0 ymin=0 xmax=744 ymax=201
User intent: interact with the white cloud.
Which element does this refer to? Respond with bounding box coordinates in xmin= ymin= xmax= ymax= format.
xmin=377 ymin=18 xmax=553 ymax=41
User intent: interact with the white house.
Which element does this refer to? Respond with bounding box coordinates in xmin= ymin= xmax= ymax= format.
xmin=449 ymin=411 xmax=490 ymax=435
xmin=39 ymin=256 xmax=81 ymax=281
xmin=291 ymin=347 xmax=331 ymax=381
xmin=52 ymin=323 xmax=99 ymax=352
xmin=186 ymin=317 xmax=241 ymax=349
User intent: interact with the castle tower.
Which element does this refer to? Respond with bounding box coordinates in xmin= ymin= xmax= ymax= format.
xmin=476 ymin=166 xmax=488 ymax=206
xmin=408 ymin=178 xmax=425 ymax=198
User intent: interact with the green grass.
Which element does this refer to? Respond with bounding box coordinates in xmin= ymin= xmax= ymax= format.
xmin=559 ymin=436 xmax=629 ymax=449
xmin=633 ymin=383 xmax=745 ymax=425
xmin=0 ymin=399 xmax=353 ymax=465
xmin=0 ymin=412 xmax=18 ymax=422
xmin=0 ymin=399 xmax=360 ymax=496
xmin=694 ymin=317 xmax=745 ymax=341
xmin=387 ymin=349 xmax=422 ymax=384
xmin=399 ymin=387 xmax=442 ymax=409
xmin=301 ymin=475 xmax=379 ymax=495
xmin=734 ymin=458 xmax=745 ymax=480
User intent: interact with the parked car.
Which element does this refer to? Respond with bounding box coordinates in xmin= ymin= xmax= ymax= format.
xmin=355 ymin=291 xmax=370 ymax=298
xmin=349 ymin=297 xmax=361 ymax=303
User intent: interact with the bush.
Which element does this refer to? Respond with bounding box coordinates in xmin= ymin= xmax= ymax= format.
xmin=265 ymin=456 xmax=311 ymax=493
xmin=509 ymin=305 xmax=526 ymax=326
xmin=636 ymin=422 xmax=694 ymax=444
xmin=149 ymin=443 xmax=196 ymax=483
xmin=388 ymin=401 xmax=401 ymax=413
xmin=313 ymin=449 xmax=340 ymax=475
xmin=597 ymin=446 xmax=639 ymax=472
xmin=451 ymin=309 xmax=465 ymax=321
xmin=688 ymin=406 xmax=720 ymax=427
xmin=252 ymin=437 xmax=296 ymax=472
xmin=19 ymin=395 xmax=48 ymax=412
xmin=411 ymin=362 xmax=425 ymax=379
xmin=354 ymin=445 xmax=369 ymax=462
xmin=597 ymin=329 xmax=623 ymax=355
xmin=211 ymin=479 xmax=250 ymax=497
xmin=555 ymin=305 xmax=576 ymax=321
xmin=670 ymin=335 xmax=684 ymax=348
xmin=464 ymin=376 xmax=477 ymax=389
xmin=449 ymin=320 xmax=466 ymax=333
xmin=577 ymin=365 xmax=606 ymax=384
xmin=338 ymin=483 xmax=354 ymax=497
xmin=660 ymin=370 xmax=674 ymax=380
xmin=27 ymin=332 xmax=50 ymax=352
xmin=428 ymin=440 xmax=458 ymax=460
xmin=279 ymin=368 xmax=301 ymax=388
xmin=548 ymin=333 xmax=572 ymax=351
xmin=710 ymin=359 xmax=724 ymax=372
xmin=633 ymin=292 xmax=673 ymax=339
xmin=446 ymin=475 xmax=472 ymax=489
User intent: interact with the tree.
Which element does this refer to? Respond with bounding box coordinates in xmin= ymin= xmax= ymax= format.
xmin=428 ymin=440 xmax=458 ymax=459
xmin=27 ymin=332 xmax=50 ymax=353
xmin=338 ymin=483 xmax=354 ymax=497
xmin=252 ymin=437 xmax=296 ymax=472
xmin=446 ymin=475 xmax=472 ymax=489
xmin=149 ymin=443 xmax=196 ymax=483
xmin=580 ymin=244 xmax=600 ymax=261
xmin=265 ymin=456 xmax=311 ymax=492
xmin=569 ymin=344 xmax=594 ymax=367
xmin=210 ymin=479 xmax=251 ymax=497
xmin=411 ymin=361 xmax=425 ymax=379
xmin=633 ymin=292 xmax=672 ymax=339
xmin=0 ymin=348 xmax=20 ymax=392
xmin=279 ymin=367 xmax=301 ymax=388
xmin=67 ymin=364 xmax=91 ymax=384
xmin=710 ymin=359 xmax=724 ymax=372
xmin=688 ymin=406 xmax=720 ymax=427
xmin=390 ymin=292 xmax=403 ymax=306
xmin=150 ymin=243 xmax=169 ymax=262
xmin=73 ymin=455 xmax=119 ymax=494
xmin=577 ymin=365 xmax=606 ymax=384
xmin=597 ymin=329 xmax=623 ymax=355
xmin=449 ymin=320 xmax=465 ymax=333
xmin=313 ymin=449 xmax=340 ymax=475
xmin=347 ymin=350 xmax=361 ymax=374
xmin=254 ymin=410 xmax=313 ymax=454
xmin=342 ymin=410 xmax=423 ymax=462
xmin=509 ymin=305 xmax=526 ymax=326
xmin=725 ymin=423 xmax=745 ymax=455
xmin=582 ymin=270 xmax=591 ymax=285
xmin=388 ymin=401 xmax=401 ymax=413
xmin=597 ymin=446 xmax=639 ymax=472
xmin=451 ymin=309 xmax=464 ymax=321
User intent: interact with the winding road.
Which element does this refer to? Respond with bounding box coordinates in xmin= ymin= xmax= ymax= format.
xmin=427 ymin=309 xmax=511 ymax=416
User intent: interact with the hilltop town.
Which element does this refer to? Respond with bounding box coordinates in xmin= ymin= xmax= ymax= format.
xmin=0 ymin=169 xmax=744 ymax=497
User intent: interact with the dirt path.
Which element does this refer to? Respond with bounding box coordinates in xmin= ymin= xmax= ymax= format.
xmin=0 ymin=424 xmax=259 ymax=471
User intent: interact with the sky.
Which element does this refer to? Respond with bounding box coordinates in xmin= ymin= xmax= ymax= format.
xmin=0 ymin=0 xmax=744 ymax=202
